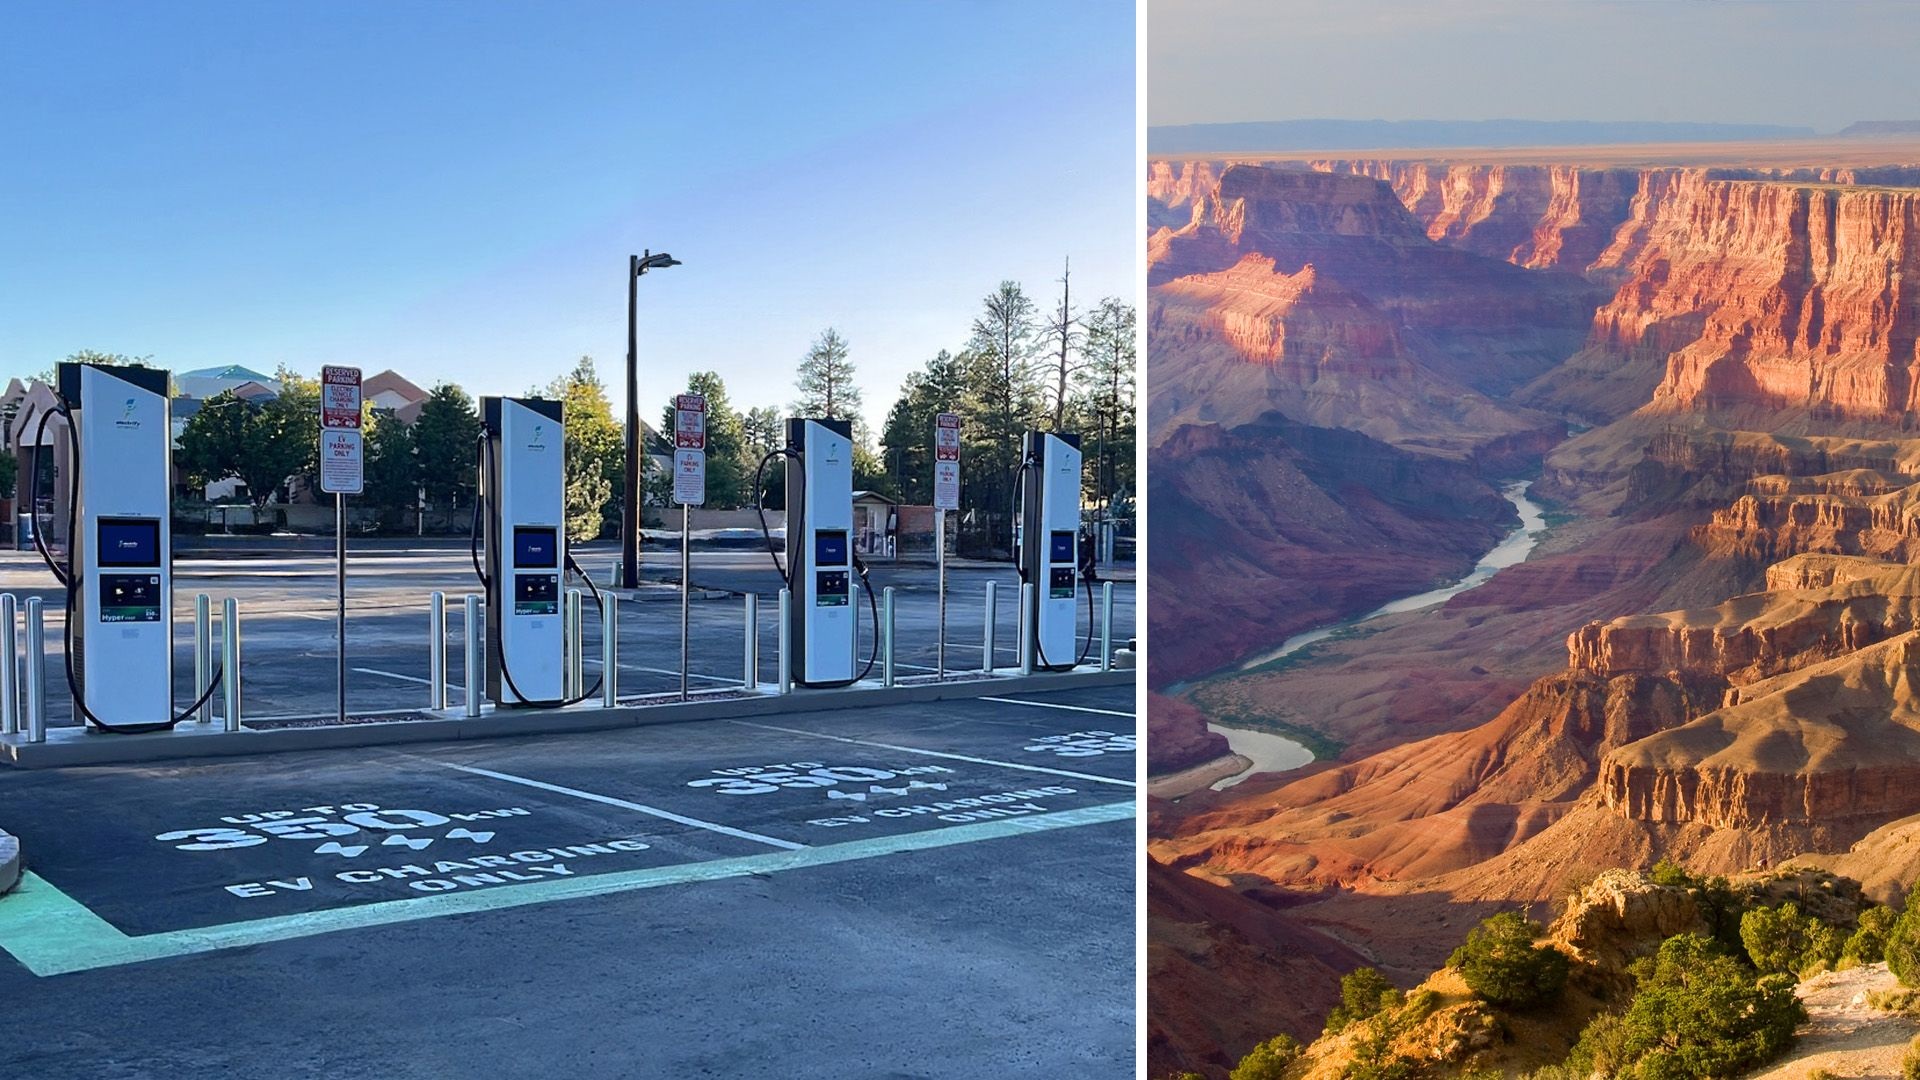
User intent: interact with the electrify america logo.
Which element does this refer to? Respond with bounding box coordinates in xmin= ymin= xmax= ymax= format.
xmin=526 ymin=423 xmax=548 ymax=452
xmin=114 ymin=397 xmax=142 ymax=430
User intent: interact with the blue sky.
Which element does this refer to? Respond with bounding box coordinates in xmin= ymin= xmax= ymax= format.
xmin=0 ymin=1 xmax=1137 ymax=430
xmin=1151 ymin=0 xmax=1919 ymax=130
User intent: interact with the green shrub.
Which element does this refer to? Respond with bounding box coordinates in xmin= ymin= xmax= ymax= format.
xmin=1740 ymin=901 xmax=1846 ymax=976
xmin=1808 ymin=1069 xmax=1838 ymax=1080
xmin=1566 ymin=1010 xmax=1633 ymax=1079
xmin=1401 ymin=988 xmax=1441 ymax=1023
xmin=1608 ymin=935 xmax=1806 ymax=1080
xmin=1448 ymin=911 xmax=1570 ymax=1009
xmin=1803 ymin=921 xmax=1847 ymax=977
xmin=1740 ymin=902 xmax=1806 ymax=974
xmin=1906 ymin=1034 xmax=1920 ymax=1080
xmin=1324 ymin=967 xmax=1401 ymax=1033
xmin=1888 ymin=898 xmax=1920 ymax=986
xmin=1649 ymin=857 xmax=1695 ymax=887
xmin=1342 ymin=1021 xmax=1414 ymax=1080
xmin=1847 ymin=904 xmax=1901 ymax=965
xmin=1230 ymin=1034 xmax=1301 ymax=1080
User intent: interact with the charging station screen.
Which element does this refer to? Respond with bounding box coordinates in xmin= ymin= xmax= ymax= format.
xmin=1050 ymin=531 xmax=1075 ymax=563
xmin=815 ymin=530 xmax=848 ymax=567
xmin=97 ymin=518 xmax=161 ymax=567
xmin=514 ymin=526 xmax=559 ymax=569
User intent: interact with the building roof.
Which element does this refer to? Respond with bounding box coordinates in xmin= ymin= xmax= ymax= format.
xmin=178 ymin=364 xmax=277 ymax=383
xmin=364 ymin=369 xmax=429 ymax=405
xmin=175 ymin=366 xmax=283 ymax=401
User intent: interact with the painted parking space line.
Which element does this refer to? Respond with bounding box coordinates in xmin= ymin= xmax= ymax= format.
xmin=978 ymin=696 xmax=1133 ymax=719
xmin=0 ymin=800 xmax=1133 ymax=978
xmin=728 ymin=720 xmax=1135 ymax=788
xmin=583 ymin=659 xmax=740 ymax=685
xmin=440 ymin=762 xmax=806 ymax=850
xmin=353 ymin=667 xmax=432 ymax=686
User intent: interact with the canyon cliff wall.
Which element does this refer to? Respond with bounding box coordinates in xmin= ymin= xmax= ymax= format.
xmin=1152 ymin=160 xmax=1920 ymax=425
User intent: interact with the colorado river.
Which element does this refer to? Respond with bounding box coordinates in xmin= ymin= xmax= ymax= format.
xmin=1206 ymin=479 xmax=1549 ymax=788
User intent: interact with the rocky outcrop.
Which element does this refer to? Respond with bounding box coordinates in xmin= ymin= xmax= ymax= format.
xmin=1565 ymin=558 xmax=1920 ymax=684
xmin=1600 ymin=631 xmax=1920 ymax=830
xmin=1157 ymin=670 xmax=1707 ymax=887
xmin=1697 ymin=481 xmax=1920 ymax=563
xmin=1149 ymin=693 xmax=1232 ymax=776
xmin=1623 ymin=429 xmax=1920 ymax=513
xmin=1548 ymin=869 xmax=1707 ymax=975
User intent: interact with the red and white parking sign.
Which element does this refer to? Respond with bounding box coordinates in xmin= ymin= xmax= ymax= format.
xmin=674 ymin=394 xmax=707 ymax=450
xmin=319 ymin=366 xmax=363 ymax=493
xmin=321 ymin=366 xmax=362 ymax=430
xmin=673 ymin=394 xmax=706 ymax=505
xmin=933 ymin=412 xmax=960 ymax=511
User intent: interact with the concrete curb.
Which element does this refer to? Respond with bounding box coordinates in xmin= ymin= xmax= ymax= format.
xmin=0 ymin=827 xmax=18 ymax=896
xmin=0 ymin=668 xmax=1133 ymax=770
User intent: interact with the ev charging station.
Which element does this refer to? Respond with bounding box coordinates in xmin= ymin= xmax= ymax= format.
xmin=479 ymin=396 xmax=568 ymax=706
xmin=784 ymin=417 xmax=860 ymax=686
xmin=1018 ymin=430 xmax=1085 ymax=672
xmin=57 ymin=362 xmax=176 ymax=726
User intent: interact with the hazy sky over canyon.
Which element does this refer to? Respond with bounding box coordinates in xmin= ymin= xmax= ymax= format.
xmin=1150 ymin=0 xmax=1918 ymax=132
xmin=0 ymin=1 xmax=1133 ymax=427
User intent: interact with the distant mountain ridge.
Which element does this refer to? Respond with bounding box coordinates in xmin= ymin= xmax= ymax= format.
xmin=1839 ymin=120 xmax=1920 ymax=137
xmin=1148 ymin=118 xmax=1817 ymax=154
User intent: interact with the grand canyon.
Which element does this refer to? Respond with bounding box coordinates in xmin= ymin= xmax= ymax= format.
xmin=1146 ymin=136 xmax=1920 ymax=1077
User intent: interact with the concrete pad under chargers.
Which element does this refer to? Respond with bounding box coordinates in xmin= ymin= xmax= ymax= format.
xmin=0 ymin=668 xmax=1133 ymax=769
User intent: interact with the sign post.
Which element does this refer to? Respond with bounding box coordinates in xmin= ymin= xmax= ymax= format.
xmin=674 ymin=394 xmax=707 ymax=700
xmin=933 ymin=412 xmax=961 ymax=681
xmin=320 ymin=365 xmax=363 ymax=725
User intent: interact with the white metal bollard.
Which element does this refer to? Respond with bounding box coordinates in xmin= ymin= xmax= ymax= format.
xmin=565 ymin=588 xmax=584 ymax=699
xmin=464 ymin=594 xmax=482 ymax=718
xmin=982 ymin=580 xmax=998 ymax=674
xmin=24 ymin=597 xmax=44 ymax=743
xmin=743 ymin=593 xmax=759 ymax=691
xmin=194 ymin=593 xmax=213 ymax=722
xmin=882 ymin=586 xmax=896 ymax=688
xmin=221 ymin=597 xmax=242 ymax=732
xmin=428 ymin=591 xmax=447 ymax=711
xmin=777 ymin=588 xmax=792 ymax=695
xmin=1017 ymin=584 xmax=1034 ymax=676
xmin=1100 ymin=581 xmax=1115 ymax=672
xmin=601 ymin=592 xmax=619 ymax=707
xmin=1 ymin=593 xmax=16 ymax=736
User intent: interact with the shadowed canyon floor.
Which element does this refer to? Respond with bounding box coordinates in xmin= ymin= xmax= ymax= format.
xmin=1148 ymin=141 xmax=1920 ymax=1078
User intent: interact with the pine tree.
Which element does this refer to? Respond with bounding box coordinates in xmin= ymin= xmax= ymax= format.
xmin=793 ymin=328 xmax=862 ymax=421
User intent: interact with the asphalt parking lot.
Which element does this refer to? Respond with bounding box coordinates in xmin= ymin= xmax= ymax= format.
xmin=0 ymin=542 xmax=1135 ymax=727
xmin=0 ymin=681 xmax=1136 ymax=1078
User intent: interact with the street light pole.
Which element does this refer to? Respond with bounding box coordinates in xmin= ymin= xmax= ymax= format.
xmin=623 ymin=249 xmax=680 ymax=590
xmin=623 ymin=254 xmax=639 ymax=589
